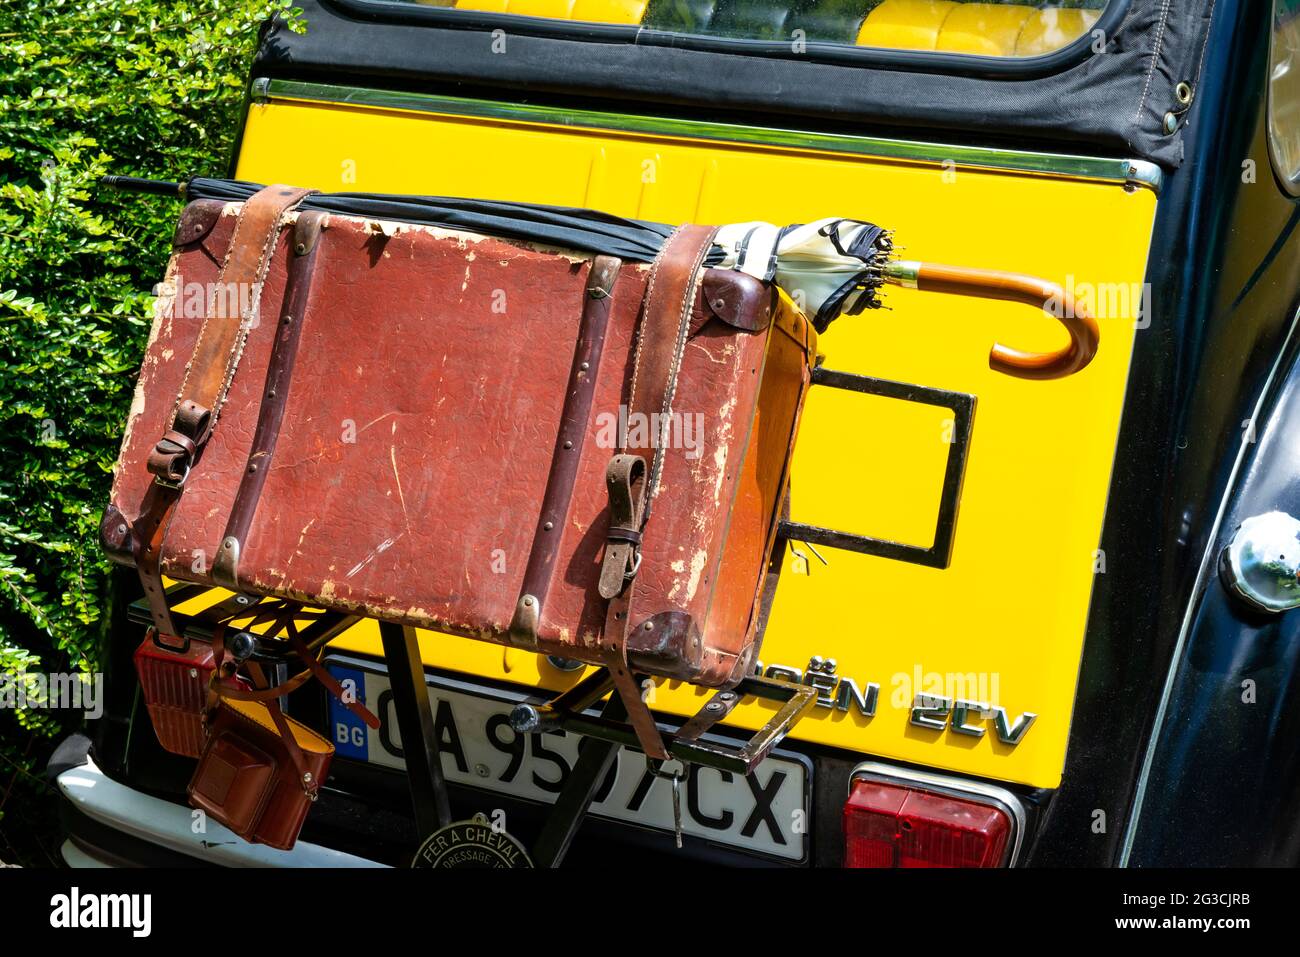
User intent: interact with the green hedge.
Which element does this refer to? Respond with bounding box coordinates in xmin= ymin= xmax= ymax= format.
xmin=0 ymin=0 xmax=301 ymax=852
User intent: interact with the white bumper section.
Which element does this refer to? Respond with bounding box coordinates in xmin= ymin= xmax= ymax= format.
xmin=57 ymin=756 xmax=388 ymax=868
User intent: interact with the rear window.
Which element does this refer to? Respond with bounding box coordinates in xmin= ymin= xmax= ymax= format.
xmin=377 ymin=0 xmax=1111 ymax=59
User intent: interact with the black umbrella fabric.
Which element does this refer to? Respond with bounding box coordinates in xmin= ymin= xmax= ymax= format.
xmin=185 ymin=177 xmax=679 ymax=265
xmin=183 ymin=177 xmax=894 ymax=330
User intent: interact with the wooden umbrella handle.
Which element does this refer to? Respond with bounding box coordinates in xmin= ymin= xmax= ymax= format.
xmin=893 ymin=262 xmax=1100 ymax=380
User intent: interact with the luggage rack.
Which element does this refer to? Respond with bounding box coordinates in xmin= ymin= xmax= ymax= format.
xmin=128 ymin=583 xmax=818 ymax=867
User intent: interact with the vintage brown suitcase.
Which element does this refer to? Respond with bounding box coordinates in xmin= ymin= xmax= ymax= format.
xmin=104 ymin=184 xmax=814 ymax=756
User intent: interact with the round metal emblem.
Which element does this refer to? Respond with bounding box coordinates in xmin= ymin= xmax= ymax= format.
xmin=1220 ymin=510 xmax=1300 ymax=614
xmin=411 ymin=818 xmax=534 ymax=869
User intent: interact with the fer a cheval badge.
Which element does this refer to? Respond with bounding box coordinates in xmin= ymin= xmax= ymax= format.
xmin=412 ymin=814 xmax=534 ymax=869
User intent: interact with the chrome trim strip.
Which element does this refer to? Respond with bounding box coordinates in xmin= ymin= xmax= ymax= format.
xmin=255 ymin=78 xmax=1162 ymax=194
xmin=1118 ymin=304 xmax=1300 ymax=866
xmin=848 ymin=760 xmax=1027 ymax=866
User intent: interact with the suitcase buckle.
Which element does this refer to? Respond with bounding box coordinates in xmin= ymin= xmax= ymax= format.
xmin=599 ymin=510 xmax=645 ymax=599
xmin=151 ymin=464 xmax=190 ymax=490
xmin=146 ymin=400 xmax=210 ymax=488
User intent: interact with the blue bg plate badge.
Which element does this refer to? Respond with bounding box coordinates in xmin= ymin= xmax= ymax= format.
xmin=327 ymin=663 xmax=371 ymax=761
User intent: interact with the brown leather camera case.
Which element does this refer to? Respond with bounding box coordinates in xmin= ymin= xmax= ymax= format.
xmin=188 ymin=697 xmax=334 ymax=851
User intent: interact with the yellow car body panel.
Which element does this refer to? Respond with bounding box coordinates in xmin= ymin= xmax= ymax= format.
xmin=232 ymin=90 xmax=1156 ymax=788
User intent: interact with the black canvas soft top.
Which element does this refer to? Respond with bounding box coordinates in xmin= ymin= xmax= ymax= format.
xmin=252 ymin=0 xmax=1216 ymax=169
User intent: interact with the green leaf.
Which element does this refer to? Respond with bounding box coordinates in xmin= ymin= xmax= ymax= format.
xmin=0 ymin=0 xmax=308 ymax=761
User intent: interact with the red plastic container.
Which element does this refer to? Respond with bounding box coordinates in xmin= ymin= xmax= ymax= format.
xmin=133 ymin=632 xmax=216 ymax=758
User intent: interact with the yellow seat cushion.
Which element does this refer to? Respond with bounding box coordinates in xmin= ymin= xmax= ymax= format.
xmin=934 ymin=3 xmax=1034 ymax=56
xmin=856 ymin=0 xmax=960 ymax=51
xmin=453 ymin=0 xmax=647 ymax=24
xmin=1015 ymin=7 xmax=1101 ymax=56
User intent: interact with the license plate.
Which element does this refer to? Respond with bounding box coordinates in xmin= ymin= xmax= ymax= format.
xmin=324 ymin=657 xmax=809 ymax=862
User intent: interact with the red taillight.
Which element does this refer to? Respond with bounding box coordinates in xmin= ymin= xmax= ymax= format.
xmin=843 ymin=777 xmax=1013 ymax=868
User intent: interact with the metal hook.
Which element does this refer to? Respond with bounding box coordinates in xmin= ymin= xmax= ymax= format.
xmin=788 ymin=538 xmax=827 ymax=575
xmin=648 ymin=758 xmax=688 ymax=848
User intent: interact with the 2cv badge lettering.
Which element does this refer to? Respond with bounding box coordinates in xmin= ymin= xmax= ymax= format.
xmin=910 ymin=695 xmax=1038 ymax=745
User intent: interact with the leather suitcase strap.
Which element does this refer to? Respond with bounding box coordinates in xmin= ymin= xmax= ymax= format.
xmin=510 ymin=255 xmax=623 ymax=647
xmin=171 ymin=185 xmax=317 ymax=438
xmin=205 ymin=625 xmax=380 ymax=730
xmin=134 ymin=185 xmax=315 ymax=638
xmin=243 ymin=659 xmax=319 ymax=800
xmin=598 ymin=224 xmax=718 ymax=761
xmin=133 ymin=401 xmax=213 ymax=638
xmin=213 ymin=210 xmax=328 ymax=593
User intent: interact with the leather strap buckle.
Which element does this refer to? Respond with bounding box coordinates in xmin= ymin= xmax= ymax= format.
xmin=598 ymin=453 xmax=646 ymax=600
xmin=146 ymin=400 xmax=211 ymax=488
xmin=148 ymin=434 xmax=195 ymax=487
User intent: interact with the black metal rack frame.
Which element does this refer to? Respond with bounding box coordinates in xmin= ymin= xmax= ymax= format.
xmin=127 ymin=584 xmax=817 ymax=867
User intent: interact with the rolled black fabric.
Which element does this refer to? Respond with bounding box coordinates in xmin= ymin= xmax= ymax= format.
xmin=186 ymin=177 xmax=680 ymax=264
xmin=183 ymin=178 xmax=895 ymax=329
